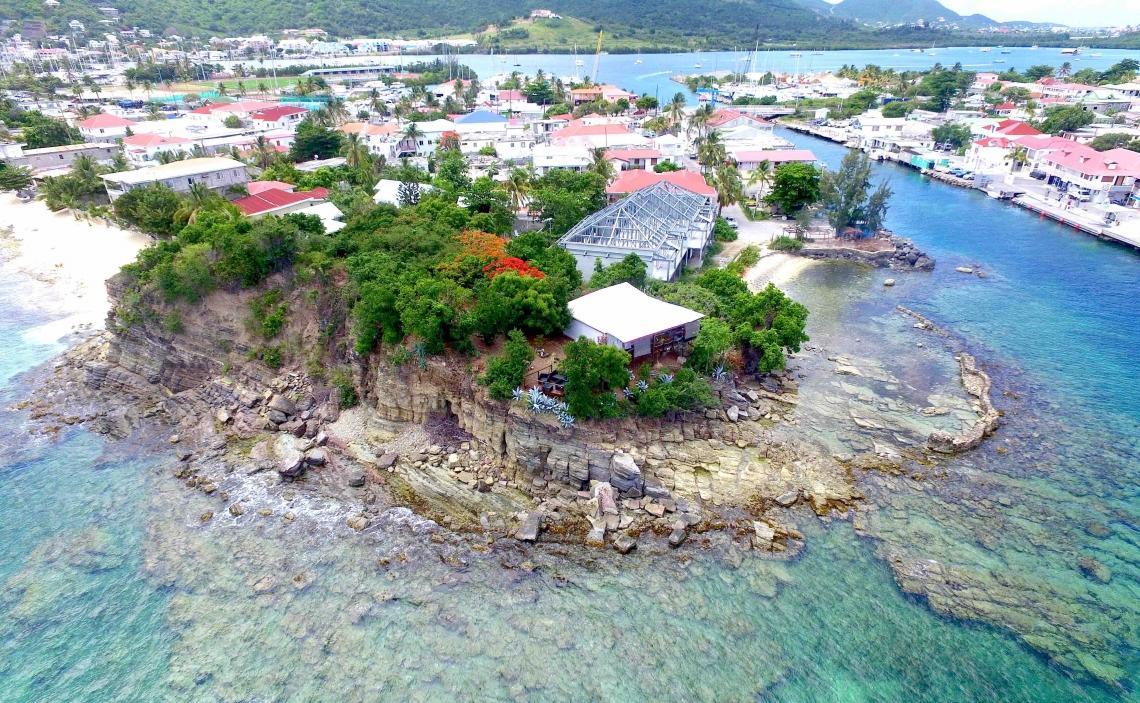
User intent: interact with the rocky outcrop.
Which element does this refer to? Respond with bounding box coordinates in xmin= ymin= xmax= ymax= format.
xmin=927 ymin=354 xmax=1000 ymax=453
xmin=797 ymin=235 xmax=934 ymax=272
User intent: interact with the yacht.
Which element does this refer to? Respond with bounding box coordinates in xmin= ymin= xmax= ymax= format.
xmin=789 ymin=52 xmax=802 ymax=57
xmin=1060 ymin=47 xmax=1079 ymax=55
xmin=979 ymin=47 xmax=991 ymax=53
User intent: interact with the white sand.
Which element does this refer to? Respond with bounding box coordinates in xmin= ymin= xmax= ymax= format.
xmin=0 ymin=193 xmax=149 ymax=338
xmin=746 ymin=252 xmax=816 ymax=290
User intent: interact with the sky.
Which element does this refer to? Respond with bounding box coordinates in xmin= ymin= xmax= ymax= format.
xmin=823 ymin=0 xmax=1137 ymax=27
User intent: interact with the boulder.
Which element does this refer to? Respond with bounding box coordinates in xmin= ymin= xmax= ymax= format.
xmin=376 ymin=452 xmax=398 ymax=469
xmin=593 ymin=482 xmax=619 ymax=516
xmin=613 ymin=534 xmax=637 ymax=554
xmin=954 ymin=266 xmax=974 ymax=274
xmin=348 ymin=472 xmax=366 ymax=488
xmin=774 ymin=490 xmax=799 ymax=507
xmin=266 ymin=409 xmax=288 ymax=425
xmin=752 ymin=521 xmax=776 ymax=547
xmin=515 ymin=512 xmax=542 ymax=541
xmin=267 ymin=394 xmax=297 ymax=416
xmin=644 ymin=502 xmax=666 ymax=518
xmin=304 ymin=448 xmax=327 ymax=466
xmin=274 ymin=435 xmax=305 ymax=478
xmin=347 ymin=515 xmax=369 ymax=531
xmin=586 ymin=525 xmax=606 ymax=548
xmin=726 ymin=405 xmax=741 ymax=422
xmin=883 ymin=278 xmax=896 ymax=287
xmin=668 ymin=527 xmax=688 ymax=548
xmin=610 ymin=452 xmax=643 ymax=494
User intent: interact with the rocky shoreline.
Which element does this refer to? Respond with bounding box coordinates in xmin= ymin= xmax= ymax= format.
xmin=796 ymin=234 xmax=935 ymax=272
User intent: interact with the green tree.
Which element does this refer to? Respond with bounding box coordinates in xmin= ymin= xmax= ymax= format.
xmin=113 ymin=183 xmax=183 ymax=237
xmin=931 ymin=122 xmax=973 ymax=149
xmin=396 ymin=276 xmax=470 ymax=354
xmin=528 ymin=170 xmax=607 ymax=235
xmin=0 ymin=165 xmax=33 ymax=191
xmin=480 ymin=329 xmax=535 ymax=400
xmin=818 ymin=151 xmax=892 ymax=236
xmin=686 ymin=317 xmax=733 ymax=374
xmin=289 ymin=116 xmax=344 ymax=161
xmin=21 ymin=114 xmax=80 ymax=149
xmin=765 ymin=162 xmax=821 ymax=215
xmin=590 ymin=253 xmax=647 ymax=290
xmin=472 ymin=272 xmax=570 ymax=341
xmin=561 ymin=337 xmax=630 ymax=419
xmin=1037 ymin=105 xmax=1095 ymax=135
xmin=1088 ymin=133 xmax=1140 ymax=152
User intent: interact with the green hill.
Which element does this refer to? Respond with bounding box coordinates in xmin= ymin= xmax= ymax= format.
xmin=0 ymin=0 xmax=1062 ymax=49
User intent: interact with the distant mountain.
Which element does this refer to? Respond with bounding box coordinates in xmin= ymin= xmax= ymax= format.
xmin=797 ymin=0 xmax=1045 ymax=29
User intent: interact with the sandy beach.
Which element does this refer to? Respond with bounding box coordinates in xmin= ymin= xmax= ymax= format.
xmin=746 ymin=251 xmax=816 ymax=289
xmin=0 ymin=193 xmax=149 ymax=341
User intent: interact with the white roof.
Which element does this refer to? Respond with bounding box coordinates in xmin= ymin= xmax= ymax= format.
xmin=372 ymin=178 xmax=436 ymax=205
xmin=567 ymin=283 xmax=703 ymax=343
xmin=101 ymin=157 xmax=245 ymax=185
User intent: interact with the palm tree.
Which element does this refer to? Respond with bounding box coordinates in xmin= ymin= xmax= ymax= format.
xmin=746 ymin=159 xmax=773 ymax=198
xmin=505 ymin=167 xmax=532 ymax=211
xmin=687 ymin=104 xmax=714 ymax=141
xmin=712 ymin=165 xmax=743 ymax=209
xmin=257 ymin=81 xmax=268 ymax=96
xmin=590 ymin=147 xmax=614 ymax=181
xmin=402 ymin=123 xmax=423 ymax=152
xmin=667 ymin=92 xmax=686 ymax=134
xmin=125 ymin=79 xmax=135 ymax=98
xmin=696 ymin=131 xmax=726 ymax=170
xmin=1059 ymin=62 xmax=1072 ymax=78
xmin=326 ymin=97 xmax=349 ymax=126
xmin=1006 ymin=146 xmax=1029 ymax=173
xmin=174 ymin=182 xmax=217 ymax=226
xmin=252 ymin=135 xmax=275 ymax=169
xmin=342 ymin=132 xmax=369 ymax=169
xmin=236 ymin=80 xmax=247 ymax=97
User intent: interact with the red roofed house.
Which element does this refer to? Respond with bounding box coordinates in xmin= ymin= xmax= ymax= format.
xmin=568 ymin=84 xmax=636 ymax=105
xmin=78 ymin=113 xmax=136 ymax=141
xmin=729 ymin=148 xmax=817 ymax=173
xmin=1037 ymin=80 xmax=1099 ymax=101
xmin=1039 ymin=145 xmax=1140 ymax=205
xmin=987 ymin=119 xmax=1041 ymax=138
xmin=706 ymin=109 xmax=768 ymax=130
xmin=1013 ymin=134 xmax=1081 ymax=172
xmin=122 ymin=132 xmax=193 ymax=164
xmin=604 ymin=148 xmax=662 ymax=171
xmin=233 ymin=185 xmax=330 ymax=217
xmin=248 ymin=105 xmax=308 ymax=130
xmin=550 ymin=122 xmax=645 ymax=149
xmin=605 ymin=169 xmax=716 ymax=202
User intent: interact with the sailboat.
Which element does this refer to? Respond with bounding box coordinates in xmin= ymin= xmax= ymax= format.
xmin=635 ymin=49 xmax=642 ymax=65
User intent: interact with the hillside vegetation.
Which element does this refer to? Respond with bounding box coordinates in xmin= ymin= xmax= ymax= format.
xmin=0 ymin=0 xmax=1071 ymax=49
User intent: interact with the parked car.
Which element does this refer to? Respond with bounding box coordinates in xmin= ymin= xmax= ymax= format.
xmin=724 ymin=216 xmax=739 ymax=229
xmin=1029 ymin=170 xmax=1046 ymax=180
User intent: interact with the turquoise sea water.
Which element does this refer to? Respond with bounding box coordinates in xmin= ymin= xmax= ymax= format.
xmin=1 ymin=137 xmax=1137 ymax=701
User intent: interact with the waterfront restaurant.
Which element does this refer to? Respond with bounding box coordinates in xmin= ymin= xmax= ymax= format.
xmin=565 ymin=283 xmax=703 ymax=359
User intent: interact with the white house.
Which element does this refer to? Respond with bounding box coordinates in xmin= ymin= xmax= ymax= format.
xmin=564 ymin=283 xmax=703 ymax=359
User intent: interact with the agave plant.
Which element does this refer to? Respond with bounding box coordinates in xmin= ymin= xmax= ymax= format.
xmin=712 ymin=365 xmax=730 ymax=383
xmin=511 ymin=387 xmax=525 ymax=402
xmin=657 ymin=373 xmax=674 ymax=384
xmin=636 ymin=380 xmax=649 ymax=393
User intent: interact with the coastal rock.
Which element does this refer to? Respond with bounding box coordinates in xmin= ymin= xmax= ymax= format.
xmin=348 ymin=472 xmax=366 ymax=488
xmin=346 ymin=515 xmax=369 ymax=531
xmin=272 ymin=435 xmax=306 ymax=478
xmin=883 ymin=278 xmax=896 ymax=287
xmin=267 ymin=394 xmax=296 ymax=416
xmin=613 ymin=534 xmax=637 ymax=554
xmin=1077 ymin=556 xmax=1112 ymax=584
xmin=775 ymin=490 xmax=799 ymax=507
xmin=668 ymin=527 xmax=688 ymax=548
xmin=610 ymin=452 xmax=644 ymax=495
xmin=304 ymin=448 xmax=327 ymax=466
xmin=376 ymin=452 xmax=398 ymax=469
xmin=593 ymin=482 xmax=619 ymax=516
xmin=515 ymin=512 xmax=541 ymax=542
xmin=752 ymin=521 xmax=776 ymax=549
xmin=726 ymin=405 xmax=741 ymax=422
xmin=954 ymin=266 xmax=974 ymax=274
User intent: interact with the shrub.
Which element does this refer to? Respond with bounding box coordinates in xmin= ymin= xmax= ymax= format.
xmin=770 ymin=235 xmax=803 ymax=252
xmin=633 ymin=368 xmax=715 ymax=417
xmin=589 ymin=253 xmax=647 ymax=290
xmin=260 ymin=345 xmax=283 ymax=368
xmin=331 ymin=369 xmax=358 ymax=407
xmin=726 ymin=245 xmax=760 ymax=275
xmin=480 ymin=329 xmax=534 ymax=400
xmin=686 ymin=318 xmax=732 ymax=373
xmin=248 ymin=289 xmax=288 ymax=340
xmin=562 ymin=337 xmax=630 ymax=419
xmin=713 ymin=217 xmax=737 ymax=242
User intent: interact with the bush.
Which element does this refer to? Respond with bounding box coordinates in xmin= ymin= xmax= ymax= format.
xmin=686 ymin=318 xmax=732 ymax=373
xmin=633 ymin=368 xmax=715 ymax=417
xmin=590 ymin=253 xmax=647 ymax=290
xmin=248 ymin=289 xmax=288 ymax=340
xmin=713 ymin=217 xmax=737 ymax=242
xmin=770 ymin=235 xmax=803 ymax=252
xmin=480 ymin=329 xmax=534 ymax=400
xmin=331 ymin=369 xmax=358 ymax=407
xmin=260 ymin=345 xmax=283 ymax=368
xmin=561 ymin=337 xmax=630 ymax=419
xmin=726 ymin=245 xmax=760 ymax=275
